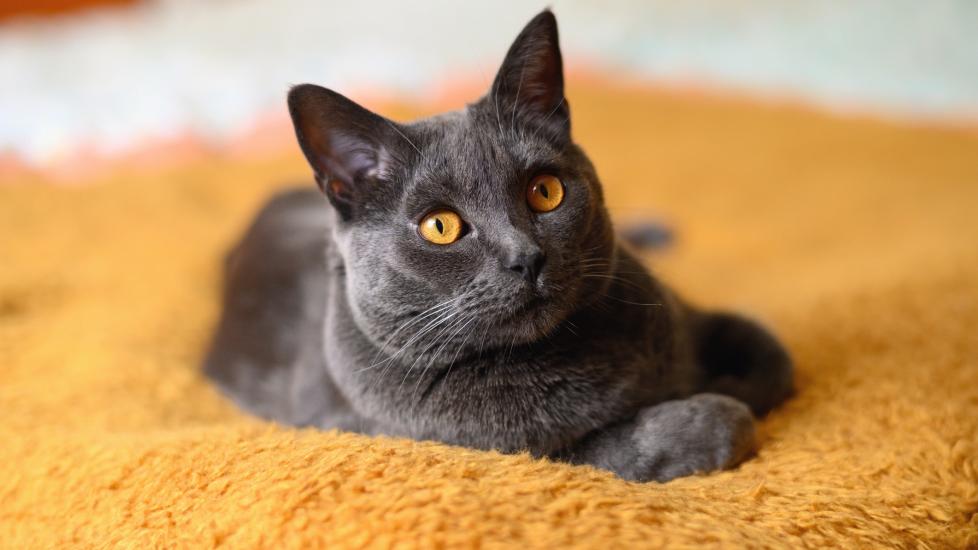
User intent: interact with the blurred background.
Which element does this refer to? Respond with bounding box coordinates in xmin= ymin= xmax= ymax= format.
xmin=1 ymin=0 xmax=977 ymax=314
xmin=1 ymin=0 xmax=976 ymax=170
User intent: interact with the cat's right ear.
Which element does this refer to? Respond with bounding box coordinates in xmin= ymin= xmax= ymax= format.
xmin=288 ymin=84 xmax=399 ymax=219
xmin=488 ymin=10 xmax=569 ymax=141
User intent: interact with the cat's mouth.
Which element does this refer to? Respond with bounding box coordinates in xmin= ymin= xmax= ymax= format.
xmin=451 ymin=270 xmax=583 ymax=349
xmin=504 ymin=294 xmax=548 ymax=321
xmin=488 ymin=283 xmax=573 ymax=341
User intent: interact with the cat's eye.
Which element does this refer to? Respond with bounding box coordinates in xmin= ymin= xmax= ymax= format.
xmin=419 ymin=209 xmax=464 ymax=245
xmin=527 ymin=174 xmax=564 ymax=213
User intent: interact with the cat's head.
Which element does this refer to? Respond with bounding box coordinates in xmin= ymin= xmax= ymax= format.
xmin=288 ymin=10 xmax=616 ymax=364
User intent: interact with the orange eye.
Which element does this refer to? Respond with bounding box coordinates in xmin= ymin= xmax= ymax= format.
xmin=527 ymin=174 xmax=564 ymax=213
xmin=419 ymin=209 xmax=464 ymax=245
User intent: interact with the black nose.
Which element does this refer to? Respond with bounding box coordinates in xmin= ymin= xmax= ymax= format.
xmin=507 ymin=250 xmax=546 ymax=284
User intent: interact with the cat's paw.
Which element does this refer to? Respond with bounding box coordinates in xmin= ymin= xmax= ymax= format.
xmin=629 ymin=393 xmax=756 ymax=482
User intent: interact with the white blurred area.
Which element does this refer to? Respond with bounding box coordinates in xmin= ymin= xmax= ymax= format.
xmin=1 ymin=0 xmax=976 ymax=165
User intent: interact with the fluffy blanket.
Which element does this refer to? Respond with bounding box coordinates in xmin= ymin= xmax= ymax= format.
xmin=2 ymin=82 xmax=976 ymax=547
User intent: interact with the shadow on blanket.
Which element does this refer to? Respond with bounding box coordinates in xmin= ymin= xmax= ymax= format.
xmin=1 ymin=80 xmax=976 ymax=547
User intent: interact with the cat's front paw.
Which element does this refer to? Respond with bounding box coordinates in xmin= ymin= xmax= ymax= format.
xmin=629 ymin=393 xmax=756 ymax=482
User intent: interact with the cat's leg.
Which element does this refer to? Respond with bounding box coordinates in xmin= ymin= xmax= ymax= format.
xmin=561 ymin=394 xmax=756 ymax=482
xmin=689 ymin=311 xmax=794 ymax=416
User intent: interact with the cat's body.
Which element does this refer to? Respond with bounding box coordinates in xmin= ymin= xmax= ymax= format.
xmin=204 ymin=11 xmax=793 ymax=482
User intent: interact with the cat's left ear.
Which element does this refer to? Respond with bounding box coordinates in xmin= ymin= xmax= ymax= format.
xmin=489 ymin=10 xmax=569 ymax=140
xmin=288 ymin=84 xmax=403 ymax=220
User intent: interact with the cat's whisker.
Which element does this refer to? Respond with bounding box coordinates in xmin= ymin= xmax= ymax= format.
xmin=543 ymin=97 xmax=565 ymax=125
xmin=484 ymin=69 xmax=505 ymax=137
xmin=563 ymin=319 xmax=580 ymax=337
xmin=505 ymin=331 xmax=518 ymax=364
xmin=383 ymin=120 xmax=427 ymax=162
xmin=419 ymin=313 xmax=474 ymax=381
xmin=577 ymin=254 xmax=619 ymax=264
xmin=451 ymin=315 xmax=480 ymax=364
xmin=598 ymin=294 xmax=664 ymax=308
xmin=391 ymin=307 xmax=460 ymax=359
xmin=359 ymin=304 xmax=456 ymax=374
xmin=399 ymin=310 xmax=470 ymax=389
xmin=577 ymin=250 xmax=617 ymax=266
xmin=443 ymin=320 xmax=475 ymax=380
xmin=414 ymin=313 xmax=478 ymax=396
xmin=359 ymin=306 xmax=461 ymax=386
xmin=587 ymin=297 xmax=614 ymax=315
xmin=381 ymin=308 xmax=461 ymax=391
xmin=579 ymin=266 xmax=650 ymax=277
xmin=510 ymin=63 xmax=526 ymax=136
xmin=580 ymin=273 xmax=652 ymax=294
xmin=577 ymin=261 xmax=616 ymax=267
xmin=582 ymin=274 xmax=664 ymax=308
xmin=366 ymin=312 xmax=456 ymax=388
xmin=526 ymin=96 xmax=566 ymax=145
xmin=578 ymin=262 xmax=621 ymax=271
xmin=367 ymin=296 xmax=460 ymax=367
xmin=477 ymin=320 xmax=494 ymax=359
xmin=426 ymin=314 xmax=482 ymax=405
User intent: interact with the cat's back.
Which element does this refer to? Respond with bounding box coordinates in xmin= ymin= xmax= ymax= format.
xmin=204 ymin=187 xmax=334 ymax=424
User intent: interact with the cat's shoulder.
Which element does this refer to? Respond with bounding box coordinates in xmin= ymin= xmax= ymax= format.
xmin=248 ymin=186 xmax=330 ymax=235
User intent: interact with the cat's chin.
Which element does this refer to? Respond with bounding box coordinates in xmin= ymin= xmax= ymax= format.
xmin=489 ymin=288 xmax=576 ymax=345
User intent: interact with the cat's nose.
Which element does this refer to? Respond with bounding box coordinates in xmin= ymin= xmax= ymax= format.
xmin=506 ymin=249 xmax=546 ymax=284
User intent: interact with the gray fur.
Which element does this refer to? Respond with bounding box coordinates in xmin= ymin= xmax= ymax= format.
xmin=204 ymin=10 xmax=793 ymax=482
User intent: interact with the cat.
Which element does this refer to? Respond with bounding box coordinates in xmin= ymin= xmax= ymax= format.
xmin=204 ymin=10 xmax=793 ymax=482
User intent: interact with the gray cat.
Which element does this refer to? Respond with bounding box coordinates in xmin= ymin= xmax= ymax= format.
xmin=204 ymin=10 xmax=793 ymax=482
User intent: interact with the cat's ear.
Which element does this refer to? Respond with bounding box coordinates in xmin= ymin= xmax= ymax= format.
xmin=288 ymin=84 xmax=401 ymax=219
xmin=490 ymin=10 xmax=569 ymax=138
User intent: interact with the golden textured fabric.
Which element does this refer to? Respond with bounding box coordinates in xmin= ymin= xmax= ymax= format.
xmin=2 ymin=81 xmax=977 ymax=548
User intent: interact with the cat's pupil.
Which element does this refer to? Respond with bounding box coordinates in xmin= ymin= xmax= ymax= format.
xmin=435 ymin=218 xmax=444 ymax=233
xmin=540 ymin=185 xmax=549 ymax=199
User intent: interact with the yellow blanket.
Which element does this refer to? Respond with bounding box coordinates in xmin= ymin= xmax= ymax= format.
xmin=2 ymin=82 xmax=976 ymax=548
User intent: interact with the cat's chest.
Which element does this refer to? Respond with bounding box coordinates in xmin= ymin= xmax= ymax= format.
xmin=321 ymin=277 xmax=679 ymax=454
xmin=335 ymin=332 xmax=651 ymax=454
